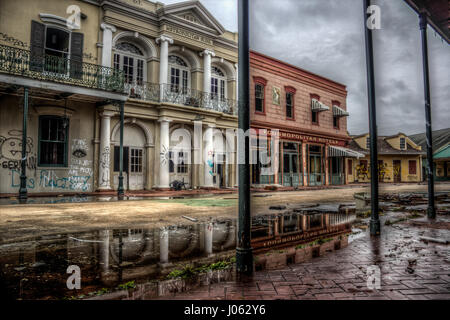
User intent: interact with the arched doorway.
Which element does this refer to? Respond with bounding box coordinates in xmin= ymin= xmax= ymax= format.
xmin=112 ymin=121 xmax=149 ymax=191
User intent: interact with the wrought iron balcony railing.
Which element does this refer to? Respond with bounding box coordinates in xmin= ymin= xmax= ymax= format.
xmin=125 ymin=81 xmax=238 ymax=115
xmin=0 ymin=44 xmax=124 ymax=93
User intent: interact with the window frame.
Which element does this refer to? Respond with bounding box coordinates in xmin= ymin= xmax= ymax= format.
xmin=409 ymin=160 xmax=417 ymax=175
xmin=168 ymin=54 xmax=190 ymax=93
xmin=43 ymin=25 xmax=72 ymax=76
xmin=285 ymin=86 xmax=296 ymax=120
xmin=253 ymin=76 xmax=267 ymax=115
xmin=400 ymin=137 xmax=406 ymax=150
xmin=38 ymin=115 xmax=69 ymax=167
xmin=311 ymin=94 xmax=320 ymax=125
xmin=113 ymin=42 xmax=146 ymax=85
xmin=211 ymin=66 xmax=227 ymax=100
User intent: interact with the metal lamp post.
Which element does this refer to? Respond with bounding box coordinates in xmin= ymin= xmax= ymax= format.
xmin=236 ymin=0 xmax=253 ymax=275
xmin=363 ymin=0 xmax=380 ymax=236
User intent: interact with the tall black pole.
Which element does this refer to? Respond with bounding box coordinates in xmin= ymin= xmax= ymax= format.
xmin=419 ymin=12 xmax=435 ymax=219
xmin=19 ymin=87 xmax=29 ymax=200
xmin=363 ymin=0 xmax=380 ymax=235
xmin=236 ymin=0 xmax=253 ymax=275
xmin=118 ymin=101 xmax=125 ymax=197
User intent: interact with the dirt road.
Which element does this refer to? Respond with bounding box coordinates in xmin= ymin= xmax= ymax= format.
xmin=0 ymin=183 xmax=448 ymax=242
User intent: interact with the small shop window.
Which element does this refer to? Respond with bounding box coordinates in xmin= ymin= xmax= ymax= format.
xmin=38 ymin=116 xmax=68 ymax=166
xmin=409 ymin=160 xmax=417 ymax=175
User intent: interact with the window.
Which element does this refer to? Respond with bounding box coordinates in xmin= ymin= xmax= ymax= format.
xmin=211 ymin=66 xmax=226 ymax=100
xmin=168 ymin=55 xmax=189 ymax=93
xmin=177 ymin=152 xmax=188 ymax=174
xmin=130 ymin=149 xmax=143 ymax=173
xmin=39 ymin=116 xmax=69 ymax=166
xmin=312 ymin=111 xmax=318 ymax=124
xmin=255 ymin=84 xmax=265 ymax=113
xmin=348 ymin=159 xmax=353 ymax=175
xmin=44 ymin=27 xmax=70 ymax=74
xmin=400 ymin=137 xmax=406 ymax=150
xmin=409 ymin=160 xmax=417 ymax=175
xmin=366 ymin=136 xmax=370 ymax=149
xmin=333 ymin=115 xmax=339 ymax=129
xmin=360 ymin=160 xmax=368 ymax=170
xmin=286 ymin=92 xmax=294 ymax=119
xmin=113 ymin=42 xmax=145 ymax=84
xmin=168 ymin=151 xmax=174 ymax=173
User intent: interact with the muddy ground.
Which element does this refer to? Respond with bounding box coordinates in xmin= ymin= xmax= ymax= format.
xmin=0 ymin=183 xmax=448 ymax=242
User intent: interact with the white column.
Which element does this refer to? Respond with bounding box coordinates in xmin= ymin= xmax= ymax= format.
xmin=200 ymin=49 xmax=215 ymax=94
xmin=98 ymin=111 xmax=115 ymax=190
xmin=99 ymin=230 xmax=110 ymax=273
xmin=235 ymin=63 xmax=239 ymax=100
xmin=193 ymin=120 xmax=203 ymax=189
xmin=100 ymin=23 xmax=116 ymax=68
xmin=159 ymin=118 xmax=171 ymax=188
xmin=203 ymin=125 xmax=214 ymax=187
xmin=156 ymin=35 xmax=174 ymax=86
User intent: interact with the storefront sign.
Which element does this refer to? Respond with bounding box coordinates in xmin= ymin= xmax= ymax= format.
xmin=165 ymin=25 xmax=214 ymax=46
xmin=255 ymin=128 xmax=345 ymax=146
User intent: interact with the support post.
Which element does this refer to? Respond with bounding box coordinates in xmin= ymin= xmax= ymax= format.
xmin=118 ymin=101 xmax=125 ymax=197
xmin=419 ymin=12 xmax=435 ymax=219
xmin=363 ymin=0 xmax=380 ymax=235
xmin=236 ymin=0 xmax=253 ymax=275
xmin=19 ymin=87 xmax=29 ymax=200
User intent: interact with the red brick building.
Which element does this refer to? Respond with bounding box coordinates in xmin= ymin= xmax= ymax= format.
xmin=250 ymin=51 xmax=362 ymax=187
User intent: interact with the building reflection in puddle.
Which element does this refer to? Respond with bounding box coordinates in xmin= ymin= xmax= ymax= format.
xmin=0 ymin=212 xmax=354 ymax=299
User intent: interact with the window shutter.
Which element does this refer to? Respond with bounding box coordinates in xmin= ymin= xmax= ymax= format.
xmin=30 ymin=20 xmax=45 ymax=72
xmin=70 ymin=32 xmax=84 ymax=79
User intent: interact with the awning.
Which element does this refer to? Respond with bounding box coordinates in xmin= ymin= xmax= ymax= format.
xmin=328 ymin=146 xmax=364 ymax=158
xmin=311 ymin=98 xmax=330 ymax=112
xmin=333 ymin=105 xmax=349 ymax=117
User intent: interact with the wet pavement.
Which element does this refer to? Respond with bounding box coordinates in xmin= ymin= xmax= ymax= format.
xmin=159 ymin=214 xmax=450 ymax=300
xmin=0 ymin=210 xmax=354 ymax=300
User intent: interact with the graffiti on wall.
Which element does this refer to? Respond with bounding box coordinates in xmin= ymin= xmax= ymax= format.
xmin=10 ymin=169 xmax=91 ymax=191
xmin=99 ymin=146 xmax=110 ymax=185
xmin=6 ymin=137 xmax=92 ymax=192
xmin=0 ymin=131 xmax=37 ymax=171
xmin=355 ymin=162 xmax=391 ymax=182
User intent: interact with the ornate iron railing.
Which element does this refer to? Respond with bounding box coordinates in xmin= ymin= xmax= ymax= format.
xmin=124 ymin=81 xmax=238 ymax=115
xmin=0 ymin=44 xmax=124 ymax=93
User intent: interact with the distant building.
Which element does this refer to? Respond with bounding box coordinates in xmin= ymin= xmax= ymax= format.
xmin=348 ymin=133 xmax=425 ymax=183
xmin=249 ymin=51 xmax=362 ymax=188
xmin=410 ymin=128 xmax=450 ymax=181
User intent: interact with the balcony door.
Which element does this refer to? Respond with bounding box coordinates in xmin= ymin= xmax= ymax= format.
xmin=168 ymin=55 xmax=190 ymax=93
xmin=113 ymin=42 xmax=146 ymax=85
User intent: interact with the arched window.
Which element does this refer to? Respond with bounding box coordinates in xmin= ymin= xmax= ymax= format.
xmin=114 ymin=42 xmax=146 ymax=84
xmin=211 ymin=66 xmax=226 ymax=100
xmin=168 ymin=55 xmax=189 ymax=93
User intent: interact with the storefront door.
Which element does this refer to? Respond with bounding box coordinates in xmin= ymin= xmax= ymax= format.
xmin=330 ymin=157 xmax=344 ymax=185
xmin=129 ymin=148 xmax=144 ymax=190
xmin=282 ymin=142 xmax=301 ymax=187
xmin=309 ymin=145 xmax=323 ymax=186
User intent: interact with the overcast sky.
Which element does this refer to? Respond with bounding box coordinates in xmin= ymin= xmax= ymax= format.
xmin=160 ymin=0 xmax=449 ymax=136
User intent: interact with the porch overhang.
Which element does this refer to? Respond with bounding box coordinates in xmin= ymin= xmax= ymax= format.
xmin=328 ymin=145 xmax=364 ymax=158
xmin=0 ymin=73 xmax=128 ymax=102
xmin=332 ymin=105 xmax=349 ymax=117
xmin=311 ymin=98 xmax=330 ymax=112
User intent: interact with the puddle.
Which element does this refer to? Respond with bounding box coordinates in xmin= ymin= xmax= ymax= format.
xmin=0 ymin=211 xmax=355 ymax=300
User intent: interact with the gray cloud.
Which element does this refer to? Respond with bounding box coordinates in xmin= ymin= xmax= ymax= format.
xmin=159 ymin=0 xmax=449 ymax=136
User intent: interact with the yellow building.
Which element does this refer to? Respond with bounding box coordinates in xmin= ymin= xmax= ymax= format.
xmin=0 ymin=0 xmax=239 ymax=195
xmin=347 ymin=133 xmax=425 ymax=183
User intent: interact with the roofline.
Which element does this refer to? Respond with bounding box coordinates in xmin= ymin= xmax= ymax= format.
xmin=250 ymin=50 xmax=347 ymax=93
xmin=403 ymin=0 xmax=450 ymax=44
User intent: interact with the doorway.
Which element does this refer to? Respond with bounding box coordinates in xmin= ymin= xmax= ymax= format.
xmin=114 ymin=146 xmax=145 ymax=190
xmin=309 ymin=145 xmax=323 ymax=186
xmin=393 ymin=160 xmax=401 ymax=183
xmin=330 ymin=157 xmax=344 ymax=185
xmin=282 ymin=142 xmax=301 ymax=187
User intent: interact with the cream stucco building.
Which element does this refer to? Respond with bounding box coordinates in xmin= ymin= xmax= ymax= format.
xmin=0 ymin=0 xmax=239 ymax=195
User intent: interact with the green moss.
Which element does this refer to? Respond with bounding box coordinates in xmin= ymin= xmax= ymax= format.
xmin=117 ymin=281 xmax=136 ymax=290
xmin=166 ymin=258 xmax=234 ymax=280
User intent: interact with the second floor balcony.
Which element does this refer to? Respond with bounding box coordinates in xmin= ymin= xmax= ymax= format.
xmin=125 ymin=81 xmax=238 ymax=116
xmin=0 ymin=44 xmax=124 ymax=93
